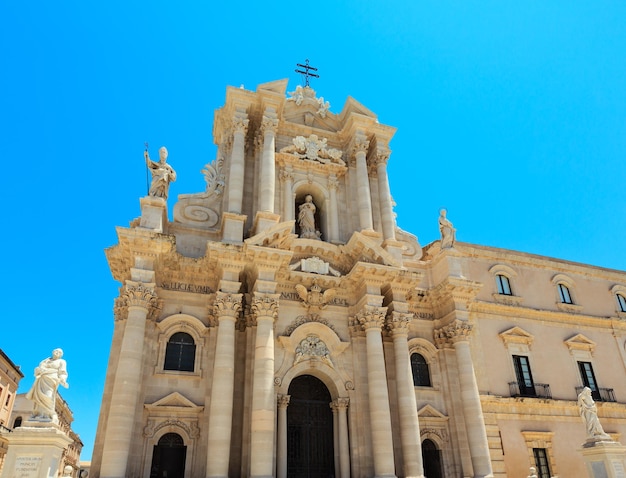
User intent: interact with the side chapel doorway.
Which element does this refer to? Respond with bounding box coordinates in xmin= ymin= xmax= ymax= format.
xmin=422 ymin=438 xmax=444 ymax=478
xmin=287 ymin=375 xmax=335 ymax=478
xmin=150 ymin=432 xmax=186 ymax=478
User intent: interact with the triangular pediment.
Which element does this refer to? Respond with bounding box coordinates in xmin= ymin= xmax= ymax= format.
xmin=245 ymin=221 xmax=296 ymax=248
xmin=343 ymin=232 xmax=401 ymax=268
xmin=418 ymin=404 xmax=448 ymax=420
xmin=499 ymin=326 xmax=534 ymax=346
xmin=146 ymin=392 xmax=202 ymax=411
xmin=256 ymin=79 xmax=289 ymax=95
xmin=338 ymin=96 xmax=377 ymax=120
xmin=564 ymin=333 xmax=596 ymax=353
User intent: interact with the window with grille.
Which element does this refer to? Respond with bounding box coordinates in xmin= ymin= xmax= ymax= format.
xmin=411 ymin=353 xmax=432 ymax=387
xmin=164 ymin=332 xmax=196 ymax=372
xmin=533 ymin=448 xmax=551 ymax=478
xmin=496 ymin=274 xmax=512 ymax=295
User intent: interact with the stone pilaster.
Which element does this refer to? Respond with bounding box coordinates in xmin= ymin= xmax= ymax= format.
xmin=356 ymin=306 xmax=397 ymax=477
xmin=435 ymin=320 xmax=493 ymax=478
xmin=388 ymin=312 xmax=425 ymax=478
xmin=259 ymin=113 xmax=278 ymax=213
xmin=206 ymin=292 xmax=243 ymax=478
xmin=330 ymin=398 xmax=351 ymax=478
xmin=100 ymin=283 xmax=159 ymax=478
xmin=276 ymin=394 xmax=290 ymax=478
xmin=328 ymin=175 xmax=340 ymax=243
xmin=353 ymin=136 xmax=374 ymax=231
xmin=228 ymin=114 xmax=249 ymax=214
xmin=249 ymin=293 xmax=280 ymax=478
xmin=280 ymin=169 xmax=294 ymax=223
xmin=375 ymin=150 xmax=396 ymax=241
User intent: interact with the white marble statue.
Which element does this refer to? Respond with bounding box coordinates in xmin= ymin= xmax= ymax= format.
xmin=439 ymin=209 xmax=456 ymax=249
xmin=527 ymin=467 xmax=537 ymax=478
xmin=145 ymin=146 xmax=177 ymax=199
xmin=26 ymin=348 xmax=69 ymax=421
xmin=578 ymin=386 xmax=612 ymax=441
xmin=298 ymin=195 xmax=321 ymax=239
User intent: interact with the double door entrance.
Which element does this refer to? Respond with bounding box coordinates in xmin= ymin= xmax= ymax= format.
xmin=287 ymin=375 xmax=335 ymax=478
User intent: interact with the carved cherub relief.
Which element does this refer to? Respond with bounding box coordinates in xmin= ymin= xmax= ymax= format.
xmin=295 ymin=280 xmax=337 ymax=311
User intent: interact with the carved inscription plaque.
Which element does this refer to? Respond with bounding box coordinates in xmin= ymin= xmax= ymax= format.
xmin=14 ymin=456 xmax=42 ymax=478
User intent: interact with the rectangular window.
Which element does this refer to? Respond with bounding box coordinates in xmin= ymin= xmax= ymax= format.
xmin=578 ymin=361 xmax=600 ymax=400
xmin=558 ymin=284 xmax=573 ymax=304
xmin=496 ymin=275 xmax=512 ymax=295
xmin=513 ymin=355 xmax=535 ymax=396
xmin=533 ymin=448 xmax=551 ymax=478
xmin=4 ymin=394 xmax=10 ymax=407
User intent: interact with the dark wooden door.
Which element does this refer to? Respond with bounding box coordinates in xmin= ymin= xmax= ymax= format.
xmin=288 ymin=375 xmax=335 ymax=478
xmin=422 ymin=439 xmax=443 ymax=478
xmin=150 ymin=433 xmax=186 ymax=478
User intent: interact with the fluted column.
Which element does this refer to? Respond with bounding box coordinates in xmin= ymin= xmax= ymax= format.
xmin=435 ymin=320 xmax=493 ymax=478
xmin=259 ymin=113 xmax=278 ymax=213
xmin=280 ymin=169 xmax=294 ymax=223
xmin=100 ymin=283 xmax=158 ymax=478
xmin=331 ymin=398 xmax=351 ymax=478
xmin=388 ymin=313 xmax=424 ymax=478
xmin=276 ymin=394 xmax=290 ymax=478
xmin=357 ymin=306 xmax=396 ymax=477
xmin=376 ymin=151 xmax=396 ymax=241
xmin=328 ymin=175 xmax=340 ymax=243
xmin=353 ymin=137 xmax=373 ymax=231
xmin=228 ymin=114 xmax=249 ymax=214
xmin=206 ymin=292 xmax=243 ymax=477
xmin=250 ymin=293 xmax=280 ymax=478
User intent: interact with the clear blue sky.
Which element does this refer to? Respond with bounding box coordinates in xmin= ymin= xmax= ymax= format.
xmin=2 ymin=0 xmax=625 ymax=461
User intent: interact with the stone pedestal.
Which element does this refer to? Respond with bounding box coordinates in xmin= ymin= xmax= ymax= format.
xmin=1 ymin=422 xmax=72 ymax=478
xmin=139 ymin=196 xmax=167 ymax=232
xmin=221 ymin=212 xmax=247 ymax=243
xmin=581 ymin=440 xmax=626 ymax=478
xmin=252 ymin=211 xmax=280 ymax=235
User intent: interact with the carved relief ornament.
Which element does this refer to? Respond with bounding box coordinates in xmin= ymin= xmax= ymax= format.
xmin=280 ymin=134 xmax=344 ymax=166
xmin=434 ymin=319 xmax=473 ymax=347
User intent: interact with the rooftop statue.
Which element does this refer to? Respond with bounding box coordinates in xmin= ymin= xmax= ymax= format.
xmin=578 ymin=387 xmax=612 ymax=442
xmin=26 ymin=348 xmax=69 ymax=422
xmin=145 ymin=146 xmax=177 ymax=199
xmin=439 ymin=209 xmax=456 ymax=249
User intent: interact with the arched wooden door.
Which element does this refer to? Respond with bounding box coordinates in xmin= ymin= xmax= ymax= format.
xmin=150 ymin=432 xmax=186 ymax=478
xmin=287 ymin=375 xmax=335 ymax=478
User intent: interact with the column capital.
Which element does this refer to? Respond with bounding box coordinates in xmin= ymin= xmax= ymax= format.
xmin=330 ymin=397 xmax=350 ymax=411
xmin=232 ymin=115 xmax=249 ymax=135
xmin=277 ymin=394 xmax=291 ymax=409
xmin=355 ymin=305 xmax=387 ymax=332
xmin=375 ymin=149 xmax=390 ymax=166
xmin=387 ymin=311 xmax=413 ymax=337
xmin=261 ymin=115 xmax=279 ymax=135
xmin=351 ymin=137 xmax=370 ymax=157
xmin=214 ymin=292 xmax=243 ymax=319
xmin=328 ymin=176 xmax=339 ymax=190
xmin=434 ymin=319 xmax=473 ymax=347
xmin=252 ymin=292 xmax=280 ymax=321
xmin=279 ymin=169 xmax=294 ymax=183
xmin=115 ymin=283 xmax=160 ymax=321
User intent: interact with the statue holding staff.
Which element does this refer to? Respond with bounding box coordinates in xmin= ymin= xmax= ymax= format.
xmin=145 ymin=146 xmax=176 ymax=199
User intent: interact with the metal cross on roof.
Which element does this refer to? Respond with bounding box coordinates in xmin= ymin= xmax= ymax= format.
xmin=295 ymin=59 xmax=319 ymax=87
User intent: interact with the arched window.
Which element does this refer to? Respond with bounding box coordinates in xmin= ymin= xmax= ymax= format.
xmin=617 ymin=293 xmax=626 ymax=313
xmin=496 ymin=274 xmax=512 ymax=295
xmin=557 ymin=283 xmax=573 ymax=304
xmin=13 ymin=416 xmax=22 ymax=428
xmin=411 ymin=353 xmax=432 ymax=387
xmin=164 ymin=332 xmax=196 ymax=372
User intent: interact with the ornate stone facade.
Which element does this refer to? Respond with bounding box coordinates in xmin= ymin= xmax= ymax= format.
xmin=92 ymin=80 xmax=626 ymax=478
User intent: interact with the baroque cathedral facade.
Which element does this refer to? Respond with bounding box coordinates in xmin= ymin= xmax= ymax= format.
xmin=91 ymin=80 xmax=626 ymax=478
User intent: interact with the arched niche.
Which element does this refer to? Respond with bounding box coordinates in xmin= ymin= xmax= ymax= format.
xmin=293 ymin=182 xmax=329 ymax=242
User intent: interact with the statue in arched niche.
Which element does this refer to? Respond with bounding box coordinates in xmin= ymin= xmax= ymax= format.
xmin=298 ymin=195 xmax=321 ymax=240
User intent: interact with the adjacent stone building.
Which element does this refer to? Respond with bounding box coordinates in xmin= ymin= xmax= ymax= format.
xmin=0 ymin=349 xmax=23 ymax=474
xmin=91 ymin=79 xmax=626 ymax=478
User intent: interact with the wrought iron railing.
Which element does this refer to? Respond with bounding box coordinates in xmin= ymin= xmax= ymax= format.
xmin=0 ymin=424 xmax=11 ymax=434
xmin=508 ymin=382 xmax=552 ymax=399
xmin=576 ymin=386 xmax=616 ymax=402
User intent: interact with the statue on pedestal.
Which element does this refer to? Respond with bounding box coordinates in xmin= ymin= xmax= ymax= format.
xmin=145 ymin=146 xmax=177 ymax=199
xmin=26 ymin=348 xmax=69 ymax=422
xmin=298 ymin=195 xmax=321 ymax=240
xmin=578 ymin=386 xmax=612 ymax=441
xmin=439 ymin=209 xmax=456 ymax=249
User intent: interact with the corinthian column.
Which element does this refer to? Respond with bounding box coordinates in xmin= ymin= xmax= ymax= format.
xmin=206 ymin=292 xmax=243 ymax=478
xmin=375 ymin=151 xmax=396 ymax=241
xmin=388 ymin=313 xmax=424 ymax=478
xmin=435 ymin=320 xmax=493 ymax=478
xmin=100 ymin=283 xmax=159 ymax=478
xmin=276 ymin=394 xmax=290 ymax=478
xmin=280 ymin=169 xmax=294 ymax=223
xmin=259 ymin=113 xmax=278 ymax=213
xmin=353 ymin=137 xmax=374 ymax=231
xmin=357 ymin=306 xmax=396 ymax=477
xmin=250 ymin=293 xmax=280 ymax=478
xmin=228 ymin=114 xmax=249 ymax=214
